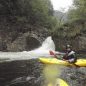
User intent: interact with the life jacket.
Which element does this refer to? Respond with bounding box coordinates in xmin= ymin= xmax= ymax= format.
xmin=68 ymin=51 xmax=75 ymax=56
xmin=63 ymin=51 xmax=75 ymax=60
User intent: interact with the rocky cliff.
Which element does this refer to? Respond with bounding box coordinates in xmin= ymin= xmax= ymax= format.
xmin=53 ymin=35 xmax=86 ymax=54
xmin=0 ymin=20 xmax=49 ymax=52
xmin=0 ymin=18 xmax=86 ymax=52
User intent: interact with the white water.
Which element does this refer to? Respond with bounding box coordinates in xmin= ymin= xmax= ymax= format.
xmin=0 ymin=36 xmax=58 ymax=62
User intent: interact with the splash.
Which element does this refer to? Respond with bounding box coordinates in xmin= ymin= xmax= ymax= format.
xmin=39 ymin=36 xmax=55 ymax=50
xmin=27 ymin=36 xmax=56 ymax=57
xmin=0 ymin=36 xmax=56 ymax=61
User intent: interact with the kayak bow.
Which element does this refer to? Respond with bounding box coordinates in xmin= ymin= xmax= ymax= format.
xmin=48 ymin=78 xmax=68 ymax=86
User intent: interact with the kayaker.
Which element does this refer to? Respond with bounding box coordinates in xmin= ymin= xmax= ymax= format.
xmin=49 ymin=44 xmax=77 ymax=63
xmin=63 ymin=44 xmax=77 ymax=63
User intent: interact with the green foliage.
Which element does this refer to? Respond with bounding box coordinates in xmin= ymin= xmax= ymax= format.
xmin=0 ymin=0 xmax=56 ymax=30
xmin=50 ymin=0 xmax=86 ymax=38
xmin=61 ymin=0 xmax=86 ymax=38
xmin=68 ymin=0 xmax=86 ymax=21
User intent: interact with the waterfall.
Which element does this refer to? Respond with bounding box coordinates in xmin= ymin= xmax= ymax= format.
xmin=39 ymin=36 xmax=55 ymax=50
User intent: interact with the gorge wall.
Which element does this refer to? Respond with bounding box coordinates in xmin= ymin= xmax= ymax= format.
xmin=0 ymin=19 xmax=85 ymax=52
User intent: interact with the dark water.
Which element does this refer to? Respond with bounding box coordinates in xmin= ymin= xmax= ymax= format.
xmin=0 ymin=58 xmax=86 ymax=86
xmin=0 ymin=59 xmax=44 ymax=86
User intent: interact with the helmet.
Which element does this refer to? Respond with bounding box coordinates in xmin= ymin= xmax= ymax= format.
xmin=66 ymin=44 xmax=71 ymax=49
xmin=66 ymin=44 xmax=72 ymax=52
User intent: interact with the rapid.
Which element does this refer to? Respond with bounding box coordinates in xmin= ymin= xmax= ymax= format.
xmin=0 ymin=36 xmax=56 ymax=62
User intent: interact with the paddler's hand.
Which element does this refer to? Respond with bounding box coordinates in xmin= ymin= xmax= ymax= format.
xmin=49 ymin=50 xmax=57 ymax=58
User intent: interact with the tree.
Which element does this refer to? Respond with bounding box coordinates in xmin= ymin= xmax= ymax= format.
xmin=68 ymin=0 xmax=86 ymax=21
xmin=0 ymin=0 xmax=57 ymax=30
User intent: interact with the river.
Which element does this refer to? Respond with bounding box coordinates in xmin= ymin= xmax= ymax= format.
xmin=0 ymin=36 xmax=86 ymax=86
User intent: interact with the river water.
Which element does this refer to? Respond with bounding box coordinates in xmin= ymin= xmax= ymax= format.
xmin=0 ymin=36 xmax=86 ymax=86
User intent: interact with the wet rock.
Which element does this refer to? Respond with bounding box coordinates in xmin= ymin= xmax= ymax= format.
xmin=6 ymin=76 xmax=44 ymax=86
xmin=7 ymin=76 xmax=36 ymax=86
xmin=0 ymin=59 xmax=43 ymax=86
xmin=60 ymin=67 xmax=86 ymax=86
xmin=0 ymin=40 xmax=7 ymax=51
xmin=7 ymin=34 xmax=41 ymax=52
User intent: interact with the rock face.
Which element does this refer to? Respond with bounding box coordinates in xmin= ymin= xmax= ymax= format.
xmin=0 ymin=19 xmax=85 ymax=52
xmin=0 ymin=25 xmax=49 ymax=52
xmin=53 ymin=35 xmax=86 ymax=52
xmin=78 ymin=36 xmax=86 ymax=50
xmin=7 ymin=32 xmax=41 ymax=52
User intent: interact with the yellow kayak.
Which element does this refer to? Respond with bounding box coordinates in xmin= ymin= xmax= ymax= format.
xmin=39 ymin=57 xmax=86 ymax=67
xmin=48 ymin=78 xmax=68 ymax=86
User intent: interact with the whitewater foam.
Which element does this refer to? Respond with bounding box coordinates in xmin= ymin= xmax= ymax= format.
xmin=0 ymin=36 xmax=56 ymax=61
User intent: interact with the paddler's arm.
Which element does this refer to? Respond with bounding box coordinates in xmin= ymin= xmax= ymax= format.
xmin=49 ymin=50 xmax=65 ymax=59
xmin=55 ymin=52 xmax=65 ymax=55
xmin=49 ymin=50 xmax=59 ymax=59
